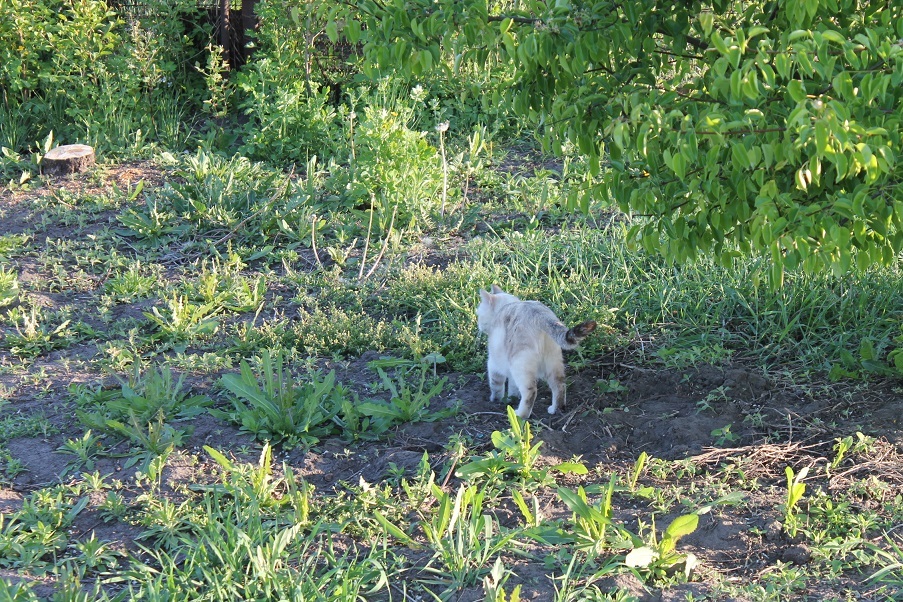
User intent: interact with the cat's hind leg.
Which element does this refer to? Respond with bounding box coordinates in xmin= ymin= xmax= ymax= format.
xmin=509 ymin=367 xmax=538 ymax=420
xmin=547 ymin=365 xmax=566 ymax=415
xmin=488 ymin=371 xmax=507 ymax=403
xmin=507 ymin=380 xmax=520 ymax=399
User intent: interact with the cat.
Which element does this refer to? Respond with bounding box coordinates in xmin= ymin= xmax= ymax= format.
xmin=477 ymin=285 xmax=596 ymax=419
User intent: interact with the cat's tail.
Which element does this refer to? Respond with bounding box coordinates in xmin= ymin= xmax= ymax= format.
xmin=547 ymin=319 xmax=597 ymax=350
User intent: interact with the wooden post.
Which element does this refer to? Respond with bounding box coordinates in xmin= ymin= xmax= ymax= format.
xmin=240 ymin=0 xmax=259 ymax=64
xmin=219 ymin=0 xmax=231 ymax=65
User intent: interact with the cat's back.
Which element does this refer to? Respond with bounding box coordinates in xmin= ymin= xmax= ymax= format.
xmin=494 ymin=300 xmax=559 ymax=343
xmin=500 ymin=300 xmax=557 ymax=326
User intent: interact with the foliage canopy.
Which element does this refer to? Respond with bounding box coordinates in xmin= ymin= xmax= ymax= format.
xmin=327 ymin=0 xmax=903 ymax=281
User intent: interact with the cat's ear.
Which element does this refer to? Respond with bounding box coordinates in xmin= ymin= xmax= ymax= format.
xmin=479 ymin=288 xmax=493 ymax=303
xmin=491 ymin=284 xmax=504 ymax=294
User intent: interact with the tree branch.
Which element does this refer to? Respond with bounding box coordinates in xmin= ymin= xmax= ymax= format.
xmin=487 ymin=14 xmax=541 ymax=24
xmin=697 ymin=127 xmax=786 ymax=136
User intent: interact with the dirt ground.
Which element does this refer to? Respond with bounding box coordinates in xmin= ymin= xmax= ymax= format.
xmin=4 ymin=348 xmax=903 ymax=600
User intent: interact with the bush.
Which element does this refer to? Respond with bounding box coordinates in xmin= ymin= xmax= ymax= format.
xmin=0 ymin=0 xmax=208 ymax=156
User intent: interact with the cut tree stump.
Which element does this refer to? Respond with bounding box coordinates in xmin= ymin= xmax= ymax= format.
xmin=42 ymin=144 xmax=96 ymax=176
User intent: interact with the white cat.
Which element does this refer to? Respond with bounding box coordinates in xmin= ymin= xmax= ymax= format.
xmin=477 ymin=285 xmax=596 ymax=419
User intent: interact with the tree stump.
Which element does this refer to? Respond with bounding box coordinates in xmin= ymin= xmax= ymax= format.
xmin=42 ymin=144 xmax=96 ymax=176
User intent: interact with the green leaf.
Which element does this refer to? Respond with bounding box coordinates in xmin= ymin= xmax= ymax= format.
xmin=821 ymin=30 xmax=846 ymax=45
xmin=815 ymin=121 xmax=829 ymax=156
xmin=699 ymin=13 xmax=713 ymax=37
xmin=788 ymin=80 xmax=806 ymax=103
xmin=204 ymin=445 xmax=236 ymax=471
xmin=511 ymin=490 xmax=534 ymax=524
xmin=357 ymin=401 xmax=402 ymax=419
xmin=373 ymin=511 xmax=418 ymax=547
xmin=711 ymin=31 xmax=729 ymax=57
xmin=550 ymin=461 xmax=589 ymax=475
xmin=732 ymin=142 xmax=751 ymax=169
xmin=664 ymin=513 xmax=699 ymax=542
xmin=325 ymin=21 xmax=339 ymax=43
xmin=859 ymin=338 xmax=876 ymax=362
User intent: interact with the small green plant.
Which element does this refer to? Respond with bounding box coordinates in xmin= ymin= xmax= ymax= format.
xmin=830 ymin=435 xmax=854 ymax=471
xmin=188 ymin=258 xmax=267 ymax=314
xmin=104 ymin=262 xmax=158 ymax=302
xmin=111 ymin=364 xmax=211 ymax=422
xmin=2 ymin=306 xmax=74 ymax=358
xmin=419 ymin=484 xmax=523 ymax=592
xmin=554 ymin=478 xmax=625 ymax=557
xmin=782 ymin=466 xmax=809 ymax=537
xmin=105 ymin=414 xmax=182 ymax=475
xmin=144 ymin=294 xmax=219 ymax=350
xmin=832 ymin=332 xmax=903 ymax=380
xmin=482 ymin=557 xmax=520 ymax=602
xmin=595 ymin=378 xmax=627 ymax=395
xmin=0 ymin=234 xmax=30 ymax=261
xmin=331 ymin=390 xmax=385 ymax=442
xmin=57 ymin=430 xmax=104 ymax=476
xmin=0 ymin=132 xmax=54 ymax=186
xmin=654 ymin=344 xmax=733 ymax=369
xmin=0 ymin=485 xmax=89 ymax=572
xmin=624 ymin=513 xmax=700 ymax=580
xmin=357 ymin=355 xmax=454 ymax=429
xmin=696 ymin=385 xmax=729 ymax=414
xmin=100 ymin=491 xmax=129 ymax=523
xmin=711 ymin=423 xmax=740 ymax=446
xmin=67 ymin=533 xmax=122 ymax=574
xmin=0 ymin=266 xmax=19 ymax=307
xmin=214 ymin=351 xmax=346 ymax=448
xmin=76 ymin=365 xmax=210 ymax=439
xmin=456 ymin=406 xmax=587 ymax=486
xmin=867 ymin=533 xmax=903 ymax=588
xmin=628 ymin=451 xmax=649 ymax=492
xmin=116 ymin=197 xmax=185 ymax=243
xmin=137 ymin=496 xmax=198 ymax=551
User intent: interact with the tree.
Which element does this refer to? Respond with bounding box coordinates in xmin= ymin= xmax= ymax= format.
xmin=327 ymin=0 xmax=903 ymax=282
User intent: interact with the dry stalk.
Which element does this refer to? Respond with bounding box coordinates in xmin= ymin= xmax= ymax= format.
xmin=361 ymin=205 xmax=397 ymax=281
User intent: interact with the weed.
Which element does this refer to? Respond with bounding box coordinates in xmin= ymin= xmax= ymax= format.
xmin=100 ymin=491 xmax=129 ymax=523
xmin=0 ymin=266 xmax=18 ymax=307
xmin=57 ymin=431 xmax=104 ymax=477
xmin=143 ymin=293 xmax=219 ymax=350
xmin=0 ymin=234 xmax=30 ymax=261
xmin=696 ymin=385 xmax=729 ymax=414
xmin=67 ymin=533 xmax=123 ymax=574
xmin=482 ymin=557 xmax=520 ymax=602
xmin=104 ymin=414 xmax=182 ymax=475
xmin=457 ymin=406 xmax=588 ymax=487
xmin=420 ymin=484 xmax=524 ymax=592
xmin=0 ymin=486 xmax=89 ymax=573
xmin=214 ymin=351 xmax=346 ymax=448
xmin=868 ymin=533 xmax=903 ymax=589
xmin=782 ymin=466 xmax=809 ymax=538
xmin=137 ymin=496 xmax=198 ymax=551
xmin=2 ymin=306 xmax=74 ymax=358
xmin=623 ymin=513 xmax=700 ymax=580
xmin=104 ymin=262 xmax=159 ymax=302
xmin=116 ymin=197 xmax=185 ymax=243
xmin=595 ymin=378 xmax=627 ymax=395
xmin=711 ymin=423 xmax=740 ymax=446
xmin=187 ymin=255 xmax=267 ymax=313
xmin=357 ymin=355 xmax=455 ymax=429
xmin=76 ymin=365 xmax=210 ymax=446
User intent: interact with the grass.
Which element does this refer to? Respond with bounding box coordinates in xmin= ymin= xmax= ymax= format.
xmin=0 ymin=136 xmax=901 ymax=600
